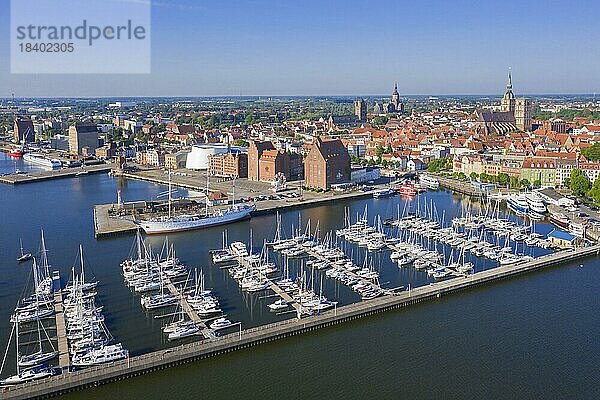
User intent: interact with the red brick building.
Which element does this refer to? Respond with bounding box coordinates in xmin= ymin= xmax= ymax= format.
xmin=304 ymin=137 xmax=350 ymax=189
xmin=209 ymin=152 xmax=248 ymax=178
xmin=248 ymin=140 xmax=303 ymax=182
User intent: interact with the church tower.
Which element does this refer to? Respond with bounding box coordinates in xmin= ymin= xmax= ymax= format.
xmin=500 ymin=70 xmax=516 ymax=113
xmin=390 ymin=83 xmax=402 ymax=113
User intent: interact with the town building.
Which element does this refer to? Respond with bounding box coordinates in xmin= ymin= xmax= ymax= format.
xmin=165 ymin=150 xmax=189 ymax=170
xmin=68 ymin=123 xmax=99 ymax=156
xmin=520 ymin=157 xmax=556 ymax=187
xmin=304 ymin=137 xmax=350 ymax=189
xmin=209 ymin=151 xmax=248 ymax=178
xmin=13 ymin=117 xmax=35 ymax=143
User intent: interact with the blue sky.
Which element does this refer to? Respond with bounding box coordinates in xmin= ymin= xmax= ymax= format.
xmin=0 ymin=0 xmax=599 ymax=97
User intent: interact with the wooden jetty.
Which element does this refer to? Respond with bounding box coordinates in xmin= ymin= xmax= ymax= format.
xmin=52 ymin=291 xmax=70 ymax=369
xmin=163 ymin=280 xmax=214 ymax=339
xmin=3 ymin=245 xmax=598 ymax=400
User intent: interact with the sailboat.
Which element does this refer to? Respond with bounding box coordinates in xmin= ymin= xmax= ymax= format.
xmin=136 ymin=172 xmax=256 ymax=234
xmin=16 ymin=239 xmax=32 ymax=263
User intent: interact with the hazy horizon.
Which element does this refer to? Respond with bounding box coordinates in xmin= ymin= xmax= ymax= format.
xmin=1 ymin=0 xmax=599 ymax=97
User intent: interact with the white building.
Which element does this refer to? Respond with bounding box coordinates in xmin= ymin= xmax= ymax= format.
xmin=185 ymin=144 xmax=245 ymax=170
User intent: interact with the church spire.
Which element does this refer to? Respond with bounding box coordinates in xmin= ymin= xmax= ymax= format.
xmin=506 ymin=67 xmax=512 ymax=90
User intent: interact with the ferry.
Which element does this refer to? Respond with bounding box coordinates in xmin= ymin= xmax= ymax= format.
xmin=23 ymin=153 xmax=62 ymax=170
xmin=525 ymin=193 xmax=547 ymax=214
xmin=419 ymin=174 xmax=440 ymax=189
xmin=373 ymin=188 xmax=397 ymax=199
xmin=506 ymin=194 xmax=529 ymax=214
xmin=549 ymin=210 xmax=569 ymax=228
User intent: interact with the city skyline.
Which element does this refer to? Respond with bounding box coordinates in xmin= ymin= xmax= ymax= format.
xmin=1 ymin=0 xmax=599 ymax=97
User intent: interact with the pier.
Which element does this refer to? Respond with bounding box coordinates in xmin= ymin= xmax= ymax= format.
xmin=0 ymin=164 xmax=112 ymax=185
xmin=163 ymin=280 xmax=214 ymax=338
xmin=3 ymin=244 xmax=597 ymax=400
xmin=52 ymin=291 xmax=70 ymax=370
xmin=93 ymin=189 xmax=377 ymax=239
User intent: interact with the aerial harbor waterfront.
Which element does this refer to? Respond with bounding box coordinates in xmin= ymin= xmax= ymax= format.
xmin=2 ymin=0 xmax=600 ymax=398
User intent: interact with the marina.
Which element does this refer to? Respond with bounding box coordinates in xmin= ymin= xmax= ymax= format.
xmin=1 ymin=163 xmax=599 ymax=399
xmin=1 ymin=243 xmax=598 ymax=399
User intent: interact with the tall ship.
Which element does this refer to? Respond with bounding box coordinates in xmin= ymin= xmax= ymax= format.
xmin=23 ymin=153 xmax=61 ymax=170
xmin=136 ymin=172 xmax=255 ymax=234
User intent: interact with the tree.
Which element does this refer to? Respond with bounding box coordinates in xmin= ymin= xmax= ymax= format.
xmin=520 ymin=179 xmax=531 ymax=188
xmin=469 ymin=172 xmax=479 ymax=181
xmin=234 ymin=139 xmax=248 ymax=147
xmin=244 ymin=113 xmax=255 ymax=126
xmin=587 ymin=178 xmax=600 ymax=204
xmin=581 ymin=142 xmax=600 ymax=161
xmin=533 ymin=179 xmax=541 ymax=188
xmin=372 ymin=116 xmax=388 ymax=126
xmin=497 ymin=173 xmax=509 ymax=186
xmin=385 ymin=144 xmax=393 ymax=154
xmin=570 ymin=168 xmax=591 ymax=196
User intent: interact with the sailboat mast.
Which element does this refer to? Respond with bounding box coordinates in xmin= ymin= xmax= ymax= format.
xmin=168 ymin=169 xmax=172 ymax=219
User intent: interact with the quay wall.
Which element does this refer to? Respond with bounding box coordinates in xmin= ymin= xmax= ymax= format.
xmin=2 ymin=244 xmax=599 ymax=400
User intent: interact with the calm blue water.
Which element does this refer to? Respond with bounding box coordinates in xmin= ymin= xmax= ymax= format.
xmin=1 ymin=152 xmax=599 ymax=399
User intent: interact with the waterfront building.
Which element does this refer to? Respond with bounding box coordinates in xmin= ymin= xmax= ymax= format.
xmin=146 ymin=149 xmax=165 ymax=167
xmin=520 ymin=157 xmax=556 ymax=187
xmin=165 ymin=150 xmax=189 ymax=170
xmin=547 ymin=230 xmax=578 ymax=248
xmin=209 ymin=151 xmax=248 ymax=178
xmin=68 ymin=123 xmax=99 ymax=155
xmin=304 ymin=137 xmax=350 ymax=189
xmin=185 ymin=144 xmax=231 ymax=170
xmin=580 ymin=162 xmax=600 ymax=185
xmin=248 ymin=140 xmax=302 ymax=182
xmin=13 ymin=116 xmax=35 ymax=143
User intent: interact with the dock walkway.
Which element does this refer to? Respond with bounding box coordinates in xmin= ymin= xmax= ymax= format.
xmin=52 ymin=291 xmax=69 ymax=369
xmin=163 ymin=280 xmax=214 ymax=338
xmin=3 ymin=245 xmax=598 ymax=400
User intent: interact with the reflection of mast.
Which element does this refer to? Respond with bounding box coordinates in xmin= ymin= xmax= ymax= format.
xmin=117 ymin=189 xmax=123 ymax=212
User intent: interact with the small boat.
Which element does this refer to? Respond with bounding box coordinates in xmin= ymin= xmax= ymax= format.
xmin=8 ymin=149 xmax=24 ymax=158
xmin=0 ymin=364 xmax=59 ymax=386
xmin=75 ymin=170 xmax=89 ymax=177
xmin=373 ymin=188 xmax=396 ymax=199
xmin=17 ymin=239 xmax=32 ymax=263
xmin=18 ymin=350 xmax=59 ymax=368
xmin=168 ymin=324 xmax=200 ymax=340
xmin=267 ymin=299 xmax=289 ymax=311
xmin=209 ymin=317 xmax=234 ymax=330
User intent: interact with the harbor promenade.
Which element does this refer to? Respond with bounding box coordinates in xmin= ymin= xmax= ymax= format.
xmin=3 ymin=244 xmax=598 ymax=400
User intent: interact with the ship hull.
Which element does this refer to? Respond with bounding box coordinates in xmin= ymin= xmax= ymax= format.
xmin=138 ymin=206 xmax=254 ymax=234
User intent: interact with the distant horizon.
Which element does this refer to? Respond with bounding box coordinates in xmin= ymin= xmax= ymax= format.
xmin=1 ymin=0 xmax=600 ymax=97
xmin=1 ymin=93 xmax=599 ymax=101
